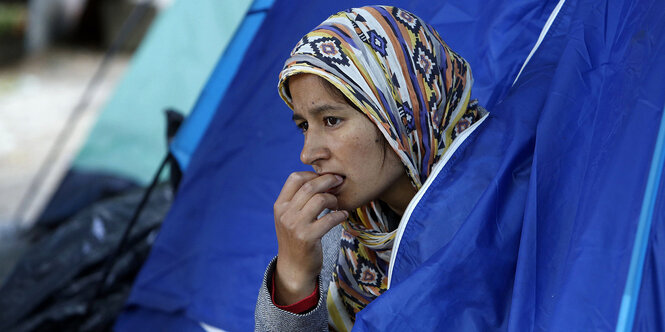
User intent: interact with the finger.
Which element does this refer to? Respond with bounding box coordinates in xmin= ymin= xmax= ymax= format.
xmin=290 ymin=174 xmax=343 ymax=210
xmin=309 ymin=210 xmax=349 ymax=239
xmin=300 ymin=193 xmax=338 ymax=220
xmin=276 ymin=172 xmax=318 ymax=204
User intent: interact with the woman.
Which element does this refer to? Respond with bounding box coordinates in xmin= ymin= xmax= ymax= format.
xmin=256 ymin=6 xmax=487 ymax=331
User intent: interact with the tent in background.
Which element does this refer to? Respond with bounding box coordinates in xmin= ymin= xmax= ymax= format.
xmin=34 ymin=0 xmax=253 ymax=231
xmin=73 ymin=0 xmax=253 ymax=183
xmin=117 ymin=0 xmax=665 ymax=331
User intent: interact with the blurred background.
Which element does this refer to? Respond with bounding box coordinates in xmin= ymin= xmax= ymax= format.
xmin=0 ymin=0 xmax=251 ymax=329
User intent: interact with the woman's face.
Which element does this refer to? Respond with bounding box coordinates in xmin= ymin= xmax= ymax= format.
xmin=289 ymin=74 xmax=415 ymax=214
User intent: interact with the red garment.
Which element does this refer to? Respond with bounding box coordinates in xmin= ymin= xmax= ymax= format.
xmin=271 ymin=271 xmax=319 ymax=314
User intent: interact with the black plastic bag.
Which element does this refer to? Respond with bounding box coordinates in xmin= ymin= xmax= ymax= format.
xmin=0 ymin=184 xmax=172 ymax=332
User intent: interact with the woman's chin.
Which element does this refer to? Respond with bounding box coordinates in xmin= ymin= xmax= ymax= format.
xmin=335 ymin=198 xmax=354 ymax=213
xmin=336 ymin=197 xmax=364 ymax=214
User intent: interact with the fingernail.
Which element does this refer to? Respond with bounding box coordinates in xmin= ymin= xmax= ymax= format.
xmin=342 ymin=210 xmax=349 ymax=218
xmin=334 ymin=175 xmax=343 ymax=183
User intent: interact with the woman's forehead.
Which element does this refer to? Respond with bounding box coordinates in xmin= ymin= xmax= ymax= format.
xmin=289 ymin=75 xmax=350 ymax=111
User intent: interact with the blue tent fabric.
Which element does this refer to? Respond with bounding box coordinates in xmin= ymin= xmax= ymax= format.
xmin=117 ymin=0 xmax=665 ymax=331
xmin=355 ymin=0 xmax=665 ymax=330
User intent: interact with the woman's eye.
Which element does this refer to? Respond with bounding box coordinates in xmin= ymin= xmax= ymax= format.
xmin=324 ymin=117 xmax=341 ymax=126
xmin=296 ymin=121 xmax=308 ymax=133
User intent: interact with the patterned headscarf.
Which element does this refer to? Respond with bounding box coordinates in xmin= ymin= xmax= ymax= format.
xmin=278 ymin=6 xmax=486 ymax=331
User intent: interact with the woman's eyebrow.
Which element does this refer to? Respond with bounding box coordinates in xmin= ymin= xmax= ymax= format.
xmin=292 ymin=104 xmax=345 ymax=121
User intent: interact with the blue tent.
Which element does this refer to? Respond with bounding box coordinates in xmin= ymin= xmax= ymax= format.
xmin=116 ymin=0 xmax=665 ymax=331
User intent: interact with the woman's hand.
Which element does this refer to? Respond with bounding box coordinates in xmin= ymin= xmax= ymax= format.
xmin=273 ymin=171 xmax=349 ymax=305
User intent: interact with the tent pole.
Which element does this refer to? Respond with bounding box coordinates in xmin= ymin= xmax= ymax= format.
xmin=615 ymin=103 xmax=665 ymax=332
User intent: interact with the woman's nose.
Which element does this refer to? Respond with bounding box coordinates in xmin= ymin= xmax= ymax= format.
xmin=300 ymin=133 xmax=330 ymax=166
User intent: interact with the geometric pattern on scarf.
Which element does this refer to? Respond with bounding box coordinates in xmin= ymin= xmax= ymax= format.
xmin=277 ymin=6 xmax=486 ymax=331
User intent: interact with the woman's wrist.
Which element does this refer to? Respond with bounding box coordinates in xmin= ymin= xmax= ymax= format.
xmin=274 ymin=259 xmax=318 ymax=305
xmin=271 ymin=269 xmax=320 ymax=313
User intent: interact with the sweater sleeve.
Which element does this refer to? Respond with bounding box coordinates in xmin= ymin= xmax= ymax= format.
xmin=254 ymin=225 xmax=342 ymax=332
xmin=254 ymin=257 xmax=329 ymax=331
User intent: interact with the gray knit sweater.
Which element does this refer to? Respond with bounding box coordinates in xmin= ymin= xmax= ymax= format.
xmin=255 ymin=225 xmax=342 ymax=331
